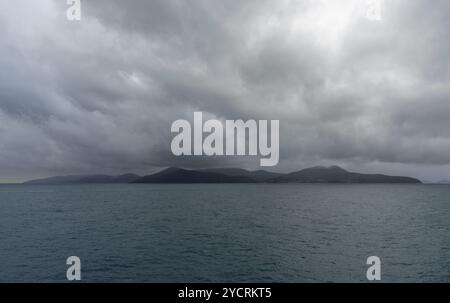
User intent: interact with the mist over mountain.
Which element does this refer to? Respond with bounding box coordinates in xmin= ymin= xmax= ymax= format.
xmin=23 ymin=166 xmax=421 ymax=184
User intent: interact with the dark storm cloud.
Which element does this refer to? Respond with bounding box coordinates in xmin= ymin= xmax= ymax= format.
xmin=1 ymin=0 xmax=450 ymax=182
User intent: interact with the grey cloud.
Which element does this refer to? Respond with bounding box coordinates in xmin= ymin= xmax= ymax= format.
xmin=1 ymin=0 xmax=450 ymax=182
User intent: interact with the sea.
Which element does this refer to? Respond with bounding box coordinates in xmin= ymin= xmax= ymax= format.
xmin=0 ymin=183 xmax=449 ymax=282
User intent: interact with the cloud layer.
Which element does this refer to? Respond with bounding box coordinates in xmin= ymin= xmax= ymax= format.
xmin=1 ymin=0 xmax=450 ymax=182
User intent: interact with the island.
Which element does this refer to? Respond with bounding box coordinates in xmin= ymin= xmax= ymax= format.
xmin=24 ymin=166 xmax=422 ymax=184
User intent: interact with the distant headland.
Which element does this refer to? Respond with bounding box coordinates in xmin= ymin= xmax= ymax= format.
xmin=23 ymin=166 xmax=422 ymax=185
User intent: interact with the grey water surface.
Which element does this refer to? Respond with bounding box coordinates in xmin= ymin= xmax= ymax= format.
xmin=0 ymin=184 xmax=449 ymax=282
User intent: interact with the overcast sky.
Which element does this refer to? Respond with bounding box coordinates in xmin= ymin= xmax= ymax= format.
xmin=1 ymin=0 xmax=450 ymax=182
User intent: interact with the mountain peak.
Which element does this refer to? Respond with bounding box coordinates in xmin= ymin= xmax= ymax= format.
xmin=307 ymin=165 xmax=347 ymax=172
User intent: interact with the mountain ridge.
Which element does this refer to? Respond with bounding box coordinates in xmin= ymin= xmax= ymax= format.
xmin=23 ymin=166 xmax=422 ymax=184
